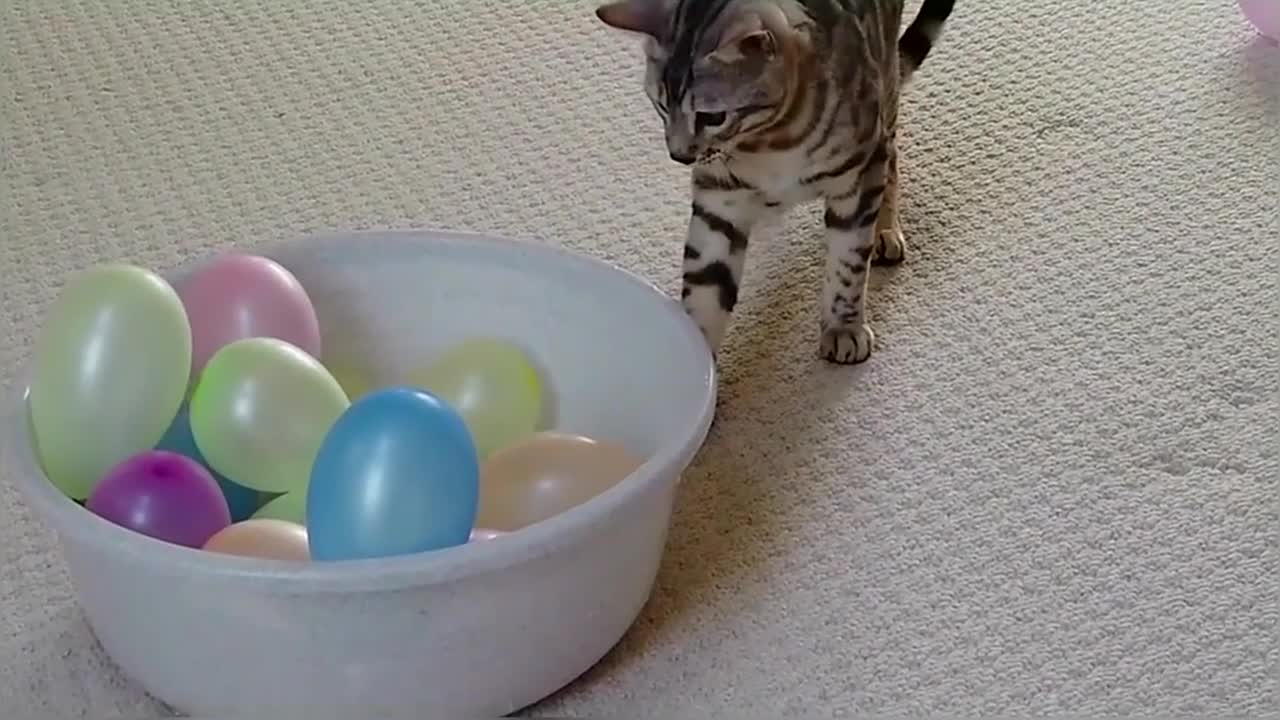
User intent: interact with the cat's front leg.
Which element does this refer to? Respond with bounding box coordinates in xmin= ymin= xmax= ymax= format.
xmin=818 ymin=142 xmax=890 ymax=364
xmin=680 ymin=171 xmax=767 ymax=354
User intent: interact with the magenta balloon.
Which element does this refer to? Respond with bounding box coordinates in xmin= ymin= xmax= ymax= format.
xmin=86 ymin=450 xmax=231 ymax=548
xmin=178 ymin=253 xmax=322 ymax=377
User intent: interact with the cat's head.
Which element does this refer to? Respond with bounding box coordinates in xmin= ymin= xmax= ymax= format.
xmin=596 ymin=0 xmax=809 ymax=165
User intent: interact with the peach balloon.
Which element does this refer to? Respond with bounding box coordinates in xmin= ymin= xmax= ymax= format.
xmin=477 ymin=432 xmax=644 ymax=531
xmin=203 ymin=519 xmax=310 ymax=562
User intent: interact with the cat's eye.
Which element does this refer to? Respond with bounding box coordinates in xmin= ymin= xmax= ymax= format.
xmin=695 ymin=111 xmax=726 ymax=130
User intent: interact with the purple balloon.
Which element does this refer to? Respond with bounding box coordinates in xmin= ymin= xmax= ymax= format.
xmin=87 ymin=450 xmax=231 ymax=548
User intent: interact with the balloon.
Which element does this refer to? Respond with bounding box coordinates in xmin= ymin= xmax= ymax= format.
xmin=87 ymin=450 xmax=231 ymax=548
xmin=252 ymin=490 xmax=307 ymax=525
xmin=156 ymin=409 xmax=264 ymax=522
xmin=477 ymin=432 xmax=643 ymax=531
xmin=1239 ymin=0 xmax=1278 ymax=39
xmin=177 ymin=253 xmax=322 ymax=379
xmin=29 ymin=264 xmax=192 ymax=500
xmin=204 ymin=519 xmax=310 ymax=562
xmin=307 ymin=387 xmax=479 ymax=562
xmin=325 ymin=360 xmax=376 ymax=401
xmin=406 ymin=339 xmax=544 ymax=459
xmin=469 ymin=528 xmax=506 ymax=542
xmin=189 ymin=337 xmax=349 ymax=494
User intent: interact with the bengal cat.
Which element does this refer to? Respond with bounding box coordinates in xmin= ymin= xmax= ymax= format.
xmin=596 ymin=0 xmax=955 ymax=364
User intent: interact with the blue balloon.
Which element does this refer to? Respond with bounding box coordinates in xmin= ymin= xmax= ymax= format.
xmin=307 ymin=386 xmax=479 ymax=562
xmin=157 ymin=408 xmax=263 ymax=522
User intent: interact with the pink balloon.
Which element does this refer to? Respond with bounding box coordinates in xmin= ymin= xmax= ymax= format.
xmin=1239 ymin=0 xmax=1278 ymax=40
xmin=179 ymin=253 xmax=322 ymax=376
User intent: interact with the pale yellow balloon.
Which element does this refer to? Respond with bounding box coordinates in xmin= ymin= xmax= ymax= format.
xmin=203 ymin=519 xmax=310 ymax=561
xmin=252 ymin=490 xmax=307 ymax=525
xmin=477 ymin=432 xmax=644 ymax=531
xmin=406 ymin=338 xmax=544 ymax=459
xmin=325 ymin=360 xmax=375 ymax=401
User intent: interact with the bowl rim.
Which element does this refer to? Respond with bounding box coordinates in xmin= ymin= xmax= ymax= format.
xmin=4 ymin=228 xmax=717 ymax=592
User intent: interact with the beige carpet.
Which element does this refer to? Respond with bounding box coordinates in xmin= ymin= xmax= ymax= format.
xmin=2 ymin=0 xmax=1278 ymax=716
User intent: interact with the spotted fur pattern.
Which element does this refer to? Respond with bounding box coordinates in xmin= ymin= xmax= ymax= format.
xmin=597 ymin=0 xmax=954 ymax=363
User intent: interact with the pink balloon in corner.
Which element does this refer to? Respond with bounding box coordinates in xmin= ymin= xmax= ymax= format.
xmin=1240 ymin=0 xmax=1278 ymax=40
xmin=179 ymin=253 xmax=323 ymax=377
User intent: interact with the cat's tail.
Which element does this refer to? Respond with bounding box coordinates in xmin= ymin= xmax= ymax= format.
xmin=899 ymin=0 xmax=955 ymax=77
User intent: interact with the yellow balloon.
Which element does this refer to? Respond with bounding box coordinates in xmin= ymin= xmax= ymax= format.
xmin=28 ymin=264 xmax=191 ymax=500
xmin=477 ymin=431 xmax=643 ymax=531
xmin=325 ymin=360 xmax=375 ymax=401
xmin=406 ymin=339 xmax=545 ymax=459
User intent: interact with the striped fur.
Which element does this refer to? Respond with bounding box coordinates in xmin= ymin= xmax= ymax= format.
xmin=597 ymin=0 xmax=955 ymax=364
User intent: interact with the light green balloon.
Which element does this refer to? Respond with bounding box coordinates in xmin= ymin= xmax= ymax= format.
xmin=189 ymin=337 xmax=349 ymax=494
xmin=29 ymin=264 xmax=191 ymax=500
xmin=253 ymin=490 xmax=307 ymax=525
xmin=406 ymin=338 xmax=544 ymax=459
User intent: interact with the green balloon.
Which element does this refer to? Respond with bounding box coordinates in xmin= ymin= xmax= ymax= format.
xmin=406 ymin=338 xmax=545 ymax=459
xmin=189 ymin=337 xmax=349 ymax=494
xmin=29 ymin=264 xmax=191 ymax=500
xmin=253 ymin=490 xmax=307 ymax=525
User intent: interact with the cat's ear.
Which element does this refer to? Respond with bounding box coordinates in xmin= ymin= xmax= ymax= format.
xmin=708 ymin=6 xmax=788 ymax=64
xmin=710 ymin=24 xmax=774 ymax=64
xmin=596 ymin=0 xmax=665 ymax=38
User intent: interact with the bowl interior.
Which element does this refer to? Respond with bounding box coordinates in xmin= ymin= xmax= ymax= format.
xmin=260 ymin=230 xmax=713 ymax=460
xmin=6 ymin=229 xmax=716 ymax=584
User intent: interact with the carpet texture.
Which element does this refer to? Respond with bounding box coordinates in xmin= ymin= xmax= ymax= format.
xmin=2 ymin=0 xmax=1277 ymax=716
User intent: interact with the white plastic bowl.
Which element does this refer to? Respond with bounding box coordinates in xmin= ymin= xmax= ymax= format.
xmin=4 ymin=230 xmax=717 ymax=717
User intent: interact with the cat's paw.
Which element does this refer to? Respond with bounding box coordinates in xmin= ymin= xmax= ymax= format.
xmin=873 ymin=227 xmax=906 ymax=265
xmin=683 ymin=293 xmax=728 ymax=357
xmin=820 ymin=324 xmax=875 ymax=364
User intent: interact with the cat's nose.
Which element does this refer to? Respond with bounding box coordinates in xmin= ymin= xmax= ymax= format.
xmin=669 ymin=151 xmax=695 ymax=165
